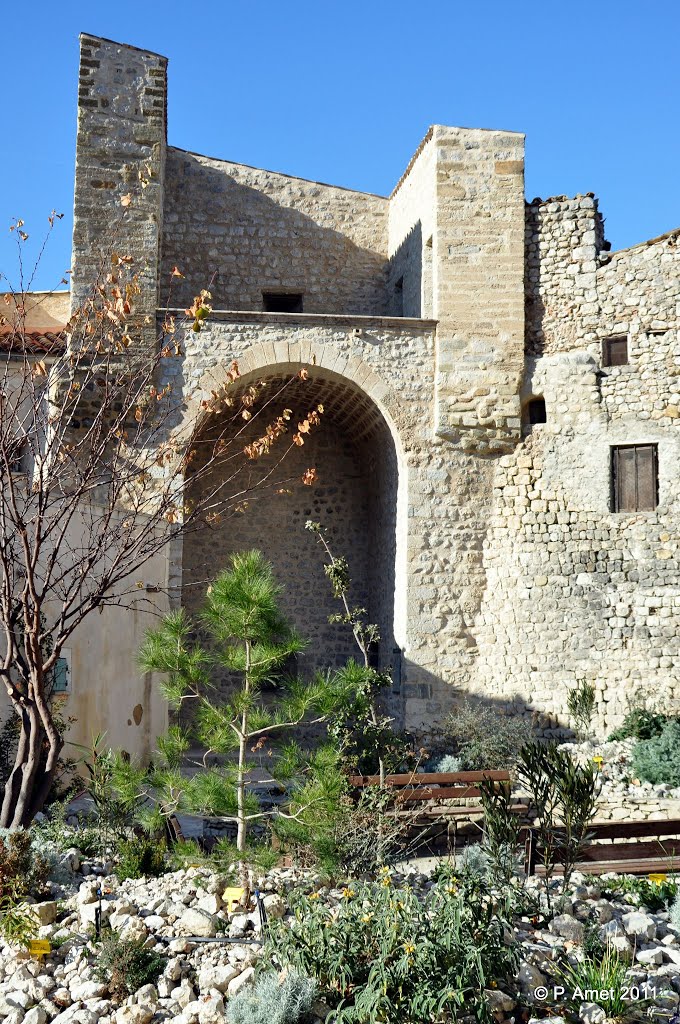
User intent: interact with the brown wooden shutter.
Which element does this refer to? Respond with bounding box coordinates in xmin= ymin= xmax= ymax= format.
xmin=635 ymin=445 xmax=658 ymax=511
xmin=603 ymin=337 xmax=628 ymax=366
xmin=612 ymin=445 xmax=658 ymax=511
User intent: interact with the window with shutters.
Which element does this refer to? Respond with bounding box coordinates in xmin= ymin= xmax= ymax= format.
xmin=611 ymin=444 xmax=658 ymax=512
xmin=603 ymin=336 xmax=628 ymax=366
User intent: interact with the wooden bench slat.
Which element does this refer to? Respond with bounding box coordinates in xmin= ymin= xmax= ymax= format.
xmin=349 ymin=770 xmax=511 ymax=787
xmin=537 ymin=857 xmax=680 ymax=877
xmin=586 ymin=818 xmax=680 ymax=840
xmin=578 ymin=839 xmax=680 ymax=862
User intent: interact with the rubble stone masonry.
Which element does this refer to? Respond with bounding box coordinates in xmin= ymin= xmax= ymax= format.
xmin=65 ymin=34 xmax=680 ymax=748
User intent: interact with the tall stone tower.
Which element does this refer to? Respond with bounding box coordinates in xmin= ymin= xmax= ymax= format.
xmin=71 ymin=34 xmax=167 ymax=354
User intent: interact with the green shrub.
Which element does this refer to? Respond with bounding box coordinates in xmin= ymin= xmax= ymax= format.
xmin=116 ymin=832 xmax=167 ymax=880
xmin=555 ymin=947 xmax=631 ymax=1018
xmin=265 ymin=873 xmax=519 ymax=1023
xmin=0 ymin=828 xmax=50 ymax=901
xmin=567 ymin=679 xmax=596 ymax=739
xmin=608 ymin=705 xmax=670 ymax=741
xmin=602 ymin=875 xmax=678 ymax=914
xmin=0 ymin=887 xmax=40 ymax=948
xmin=95 ymin=928 xmax=166 ymax=998
xmin=226 ymin=970 xmax=317 ymax=1024
xmin=442 ymin=701 xmax=532 ymax=770
xmin=631 ymin=721 xmax=680 ymax=786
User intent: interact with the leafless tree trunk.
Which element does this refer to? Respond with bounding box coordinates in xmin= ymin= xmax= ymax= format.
xmin=0 ymin=218 xmax=322 ymax=827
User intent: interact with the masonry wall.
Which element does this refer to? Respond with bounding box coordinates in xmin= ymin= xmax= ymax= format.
xmin=431 ymin=126 xmax=526 ymax=453
xmin=387 ymin=131 xmax=436 ymax=318
xmin=465 ymin=208 xmax=680 ymax=736
xmin=160 ymin=149 xmax=389 ymax=315
xmin=71 ymin=34 xmax=167 ymax=355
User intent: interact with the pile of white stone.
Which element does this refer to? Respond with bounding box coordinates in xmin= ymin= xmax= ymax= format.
xmin=559 ymin=737 xmax=680 ymax=809
xmin=1 ymin=863 xmax=680 ymax=1024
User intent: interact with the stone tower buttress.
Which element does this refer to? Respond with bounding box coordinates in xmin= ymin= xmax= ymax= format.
xmin=70 ymin=34 xmax=167 ymax=349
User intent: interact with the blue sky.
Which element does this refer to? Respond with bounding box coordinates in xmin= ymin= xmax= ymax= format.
xmin=1 ymin=0 xmax=678 ymax=292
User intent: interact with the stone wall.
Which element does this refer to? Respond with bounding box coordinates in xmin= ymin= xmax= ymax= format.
xmin=461 ymin=207 xmax=680 ymax=737
xmin=71 ymin=34 xmax=167 ymax=355
xmin=160 ymin=149 xmax=389 ymax=316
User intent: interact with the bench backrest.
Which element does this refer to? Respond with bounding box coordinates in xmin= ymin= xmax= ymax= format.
xmin=349 ymin=770 xmax=512 ymax=804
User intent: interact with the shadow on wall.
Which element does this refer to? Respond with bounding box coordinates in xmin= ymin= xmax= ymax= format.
xmin=161 ymin=151 xmax=389 ymax=315
xmin=388 ymin=221 xmax=423 ymax=318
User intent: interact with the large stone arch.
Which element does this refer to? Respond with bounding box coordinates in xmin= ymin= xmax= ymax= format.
xmin=179 ymin=353 xmax=408 ymax=717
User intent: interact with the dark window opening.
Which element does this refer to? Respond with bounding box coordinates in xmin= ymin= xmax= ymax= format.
xmin=527 ymin=397 xmax=547 ymax=425
xmin=603 ymin=336 xmax=628 ymax=367
xmin=8 ymin=438 xmax=26 ymax=474
xmin=394 ymin=276 xmax=404 ymax=317
xmin=611 ymin=444 xmax=658 ymax=512
xmin=368 ymin=640 xmax=380 ymax=670
xmin=262 ymin=292 xmax=304 ymax=313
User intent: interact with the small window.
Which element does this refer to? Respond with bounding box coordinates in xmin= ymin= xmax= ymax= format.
xmin=262 ymin=292 xmax=303 ymax=313
xmin=603 ymin=336 xmax=628 ymax=366
xmin=527 ymin=398 xmax=547 ymax=425
xmin=394 ymin=276 xmax=404 ymax=317
xmin=51 ymin=654 xmax=71 ymax=695
xmin=8 ymin=438 xmax=26 ymax=474
xmin=611 ymin=444 xmax=658 ymax=512
xmin=368 ymin=640 xmax=380 ymax=670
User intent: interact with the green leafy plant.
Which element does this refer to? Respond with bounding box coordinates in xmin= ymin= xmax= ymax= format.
xmin=0 ymin=827 xmax=50 ymax=901
xmin=95 ymin=927 xmax=166 ymax=998
xmin=608 ymin=699 xmax=670 ymax=741
xmin=0 ymin=885 xmax=40 ymax=949
xmin=567 ymin=678 xmax=596 ymax=739
xmin=226 ymin=970 xmax=317 ymax=1024
xmin=602 ymin=875 xmax=678 ymax=914
xmin=555 ymin=946 xmax=632 ymax=1018
xmin=631 ymin=721 xmax=680 ymax=786
xmin=306 ymin=521 xmax=409 ymax=784
xmin=518 ymin=742 xmax=599 ymax=903
xmin=116 ymin=832 xmax=167 ymax=880
xmin=478 ymin=780 xmax=523 ymax=885
xmin=266 ymin=873 xmax=519 ymax=1023
xmin=442 ymin=700 xmax=532 ymax=770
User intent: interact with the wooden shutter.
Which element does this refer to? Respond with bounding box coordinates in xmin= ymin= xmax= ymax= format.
xmin=603 ymin=336 xmax=628 ymax=366
xmin=613 ymin=445 xmax=657 ymax=511
xmin=635 ymin=445 xmax=658 ymax=510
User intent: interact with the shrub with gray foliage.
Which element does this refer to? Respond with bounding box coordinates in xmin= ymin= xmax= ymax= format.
xmin=226 ymin=970 xmax=317 ymax=1024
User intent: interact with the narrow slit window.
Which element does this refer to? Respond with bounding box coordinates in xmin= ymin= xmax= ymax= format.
xmin=262 ymin=292 xmax=303 ymax=313
xmin=611 ymin=444 xmax=658 ymax=512
xmin=603 ymin=336 xmax=628 ymax=366
xmin=394 ymin=276 xmax=404 ymax=317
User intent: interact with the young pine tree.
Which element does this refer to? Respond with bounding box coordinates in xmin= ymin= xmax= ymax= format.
xmin=134 ymin=550 xmax=347 ymax=884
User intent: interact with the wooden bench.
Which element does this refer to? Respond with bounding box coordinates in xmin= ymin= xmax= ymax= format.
xmin=349 ymin=769 xmax=529 ymax=846
xmin=525 ymin=818 xmax=680 ymax=876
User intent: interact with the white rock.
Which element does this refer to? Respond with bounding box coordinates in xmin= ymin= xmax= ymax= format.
xmin=622 ymin=911 xmax=656 ymax=940
xmin=227 ymin=967 xmax=255 ymax=997
xmin=142 ymin=915 xmax=166 ymax=931
xmin=549 ymin=914 xmax=585 ymax=942
xmin=579 ymin=1002 xmax=606 ymax=1024
xmin=69 ymin=981 xmax=108 ymax=1001
xmin=197 ymin=963 xmax=240 ymax=994
xmin=33 ymin=902 xmax=58 ymax=926
xmin=178 ymin=908 xmax=218 ymax=938
xmin=262 ymin=894 xmax=286 ymax=920
xmin=114 ymin=1007 xmax=154 ymax=1024
xmin=197 ymin=995 xmax=224 ymax=1024
xmin=485 ymin=988 xmax=516 ymax=1015
xmin=23 ymin=1008 xmax=48 ymax=1024
xmin=636 ymin=946 xmax=665 ymax=965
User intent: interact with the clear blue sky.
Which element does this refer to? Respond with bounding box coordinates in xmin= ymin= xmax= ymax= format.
xmin=2 ymin=0 xmax=678 ymax=292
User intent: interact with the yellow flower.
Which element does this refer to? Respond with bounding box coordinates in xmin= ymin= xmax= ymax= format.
xmin=446 ymin=884 xmax=458 ymax=894
xmin=309 ymin=892 xmax=320 ymax=900
xmin=342 ymin=887 xmax=355 ymax=899
xmin=381 ymin=876 xmax=392 ymax=887
xmin=361 ymin=913 xmax=373 ymax=923
xmin=592 ymin=755 xmax=604 ymax=770
xmin=649 ymin=872 xmax=667 ymax=884
xmin=403 ymin=943 xmax=416 ymax=955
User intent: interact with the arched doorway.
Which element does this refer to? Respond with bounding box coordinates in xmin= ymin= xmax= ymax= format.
xmin=181 ymin=364 xmax=404 ymax=710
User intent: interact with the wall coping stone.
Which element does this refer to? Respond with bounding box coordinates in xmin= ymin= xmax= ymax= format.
xmin=158 ymin=308 xmax=438 ymax=332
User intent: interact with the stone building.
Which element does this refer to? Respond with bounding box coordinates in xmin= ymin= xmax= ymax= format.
xmin=9 ymin=31 xmax=679 ymax=754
